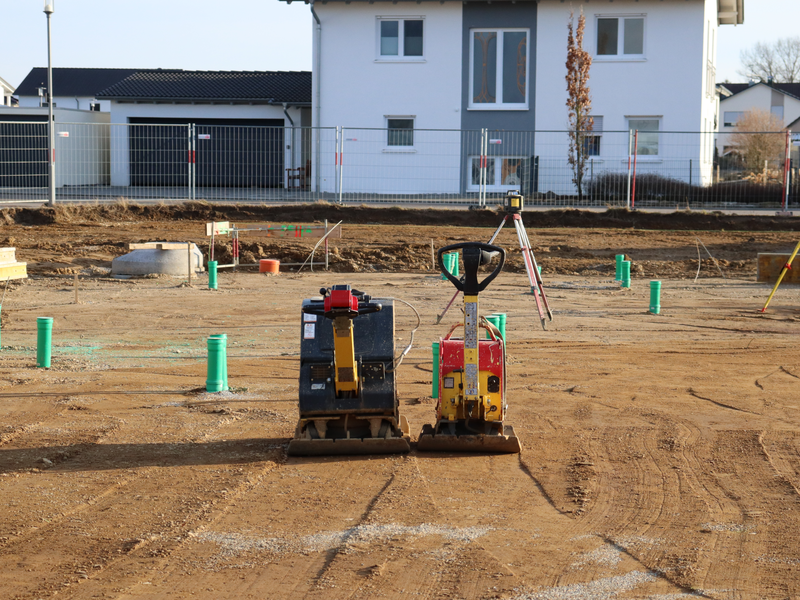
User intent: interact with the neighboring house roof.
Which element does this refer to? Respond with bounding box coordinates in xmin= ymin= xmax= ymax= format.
xmin=720 ymin=82 xmax=800 ymax=102
xmin=787 ymin=116 xmax=800 ymax=131
xmin=97 ymin=70 xmax=311 ymax=105
xmin=14 ymin=67 xmax=139 ymax=97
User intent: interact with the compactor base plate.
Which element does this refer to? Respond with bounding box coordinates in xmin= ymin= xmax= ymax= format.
xmin=288 ymin=414 xmax=411 ymax=457
xmin=288 ymin=436 xmax=411 ymax=456
xmin=417 ymin=423 xmax=521 ymax=454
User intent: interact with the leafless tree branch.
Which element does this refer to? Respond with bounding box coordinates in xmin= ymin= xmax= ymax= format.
xmin=738 ymin=37 xmax=800 ymax=83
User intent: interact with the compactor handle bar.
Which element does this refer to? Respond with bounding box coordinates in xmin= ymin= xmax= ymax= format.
xmin=438 ymin=242 xmax=505 ymax=295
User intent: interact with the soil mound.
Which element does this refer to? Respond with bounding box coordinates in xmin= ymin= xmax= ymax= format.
xmin=2 ymin=202 xmax=800 ymax=231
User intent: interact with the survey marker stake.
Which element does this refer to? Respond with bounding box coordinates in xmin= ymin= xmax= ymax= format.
xmin=760 ymin=239 xmax=800 ymax=313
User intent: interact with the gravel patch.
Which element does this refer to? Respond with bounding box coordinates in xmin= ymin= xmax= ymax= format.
xmin=510 ymin=571 xmax=659 ymax=600
xmin=195 ymin=523 xmax=493 ymax=556
xmin=570 ymin=544 xmax=623 ymax=568
xmin=700 ymin=522 xmax=754 ymax=533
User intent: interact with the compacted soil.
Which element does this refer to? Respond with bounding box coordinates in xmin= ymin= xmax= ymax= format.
xmin=1 ymin=204 xmax=800 ymax=599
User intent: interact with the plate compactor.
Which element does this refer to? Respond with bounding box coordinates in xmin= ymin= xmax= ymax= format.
xmin=418 ymin=242 xmax=522 ymax=454
xmin=288 ymin=285 xmax=411 ymax=456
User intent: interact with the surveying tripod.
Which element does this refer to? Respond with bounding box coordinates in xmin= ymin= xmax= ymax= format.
xmin=436 ymin=191 xmax=554 ymax=330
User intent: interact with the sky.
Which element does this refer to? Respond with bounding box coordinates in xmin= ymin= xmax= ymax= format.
xmin=1 ymin=0 xmax=798 ymax=90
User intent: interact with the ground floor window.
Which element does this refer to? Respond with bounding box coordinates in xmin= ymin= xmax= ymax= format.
xmin=581 ymin=115 xmax=603 ymax=157
xmin=386 ymin=117 xmax=414 ymax=148
xmin=627 ymin=117 xmax=660 ymax=156
xmin=468 ymin=156 xmax=524 ymax=190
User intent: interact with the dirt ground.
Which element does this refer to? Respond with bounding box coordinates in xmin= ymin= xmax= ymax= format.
xmin=2 ymin=205 xmax=800 ymax=599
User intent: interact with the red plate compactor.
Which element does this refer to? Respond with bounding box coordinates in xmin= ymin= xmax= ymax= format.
xmin=418 ymin=242 xmax=521 ymax=453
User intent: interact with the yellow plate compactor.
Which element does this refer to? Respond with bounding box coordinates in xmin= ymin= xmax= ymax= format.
xmin=418 ymin=242 xmax=522 ymax=453
xmin=288 ymin=285 xmax=411 ymax=456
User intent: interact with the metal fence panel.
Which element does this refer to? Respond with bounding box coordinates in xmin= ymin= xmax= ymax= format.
xmin=0 ymin=122 xmax=797 ymax=209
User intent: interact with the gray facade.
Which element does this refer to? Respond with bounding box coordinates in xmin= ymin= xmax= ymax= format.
xmin=460 ymin=1 xmax=538 ymax=132
xmin=459 ymin=2 xmax=538 ymax=194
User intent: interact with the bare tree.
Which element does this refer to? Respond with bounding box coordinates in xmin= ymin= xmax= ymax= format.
xmin=566 ymin=8 xmax=593 ymax=202
xmin=738 ymin=37 xmax=800 ymax=83
xmin=730 ymin=109 xmax=786 ymax=174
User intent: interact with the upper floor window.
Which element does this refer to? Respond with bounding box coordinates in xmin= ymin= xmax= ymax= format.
xmin=469 ymin=28 xmax=529 ymax=110
xmin=596 ymin=16 xmax=645 ymax=58
xmin=378 ymin=18 xmax=424 ymax=60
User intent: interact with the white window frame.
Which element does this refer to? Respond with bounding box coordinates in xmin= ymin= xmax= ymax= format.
xmin=582 ymin=115 xmax=603 ymax=159
xmin=466 ymin=155 xmax=526 ymax=191
xmin=626 ymin=116 xmax=661 ymax=159
xmin=723 ymin=111 xmax=744 ymax=128
xmin=594 ymin=14 xmax=646 ymax=61
xmin=376 ymin=16 xmax=426 ymax=62
xmin=383 ymin=115 xmax=416 ymax=152
xmin=468 ymin=28 xmax=530 ymax=111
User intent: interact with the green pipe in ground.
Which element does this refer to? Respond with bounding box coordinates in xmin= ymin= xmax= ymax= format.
xmin=621 ymin=261 xmax=631 ymax=289
xmin=615 ymin=254 xmax=625 ymax=281
xmin=209 ymin=334 xmax=229 ymax=391
xmin=450 ymin=252 xmax=459 ymax=277
xmin=206 ymin=335 xmax=226 ymax=392
xmin=37 ymin=317 xmax=53 ymax=368
xmin=440 ymin=253 xmax=453 ymax=280
xmin=432 ymin=342 xmax=440 ymax=399
xmin=497 ymin=312 xmax=506 ymax=340
xmin=208 ymin=260 xmax=218 ymax=290
xmin=650 ymin=280 xmax=662 ymax=314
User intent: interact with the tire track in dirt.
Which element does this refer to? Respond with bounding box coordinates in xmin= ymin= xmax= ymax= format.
xmin=302 ymin=456 xmax=451 ymax=600
xmin=0 ymin=405 xmax=280 ymax=599
xmin=56 ymin=438 xmax=286 ymax=600
xmin=545 ymin=407 xmax=723 ymax=596
xmin=121 ymin=455 xmax=402 ymax=599
xmin=556 ymin=404 xmax=800 ymax=597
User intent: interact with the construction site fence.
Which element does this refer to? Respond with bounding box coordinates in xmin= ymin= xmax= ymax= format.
xmin=0 ymin=122 xmax=798 ymax=210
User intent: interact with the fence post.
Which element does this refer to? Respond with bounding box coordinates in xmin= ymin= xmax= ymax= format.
xmin=634 ymin=130 xmax=641 ymax=205
xmin=689 ymin=159 xmax=692 ymax=188
xmin=783 ymin=130 xmax=791 ymax=212
xmin=481 ymin=128 xmax=488 ymax=206
xmin=339 ymin=127 xmax=345 ymax=205
xmin=626 ymin=129 xmax=633 ymax=210
xmin=187 ymin=124 xmax=193 ymax=200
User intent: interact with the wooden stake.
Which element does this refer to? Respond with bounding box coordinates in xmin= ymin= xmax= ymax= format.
xmin=430 ymin=240 xmax=435 ymax=270
xmin=74 ymin=273 xmax=79 ymax=304
xmin=187 ymin=242 xmax=193 ymax=287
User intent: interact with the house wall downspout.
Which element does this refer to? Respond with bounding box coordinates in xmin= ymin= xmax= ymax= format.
xmin=311 ymin=0 xmax=321 ymax=192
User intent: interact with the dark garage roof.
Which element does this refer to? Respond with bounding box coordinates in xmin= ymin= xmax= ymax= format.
xmin=15 ymin=68 xmax=139 ymax=97
xmin=97 ymin=70 xmax=311 ymax=104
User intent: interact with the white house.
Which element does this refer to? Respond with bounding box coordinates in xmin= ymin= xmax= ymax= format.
xmin=0 ymin=76 xmax=15 ymax=106
xmin=287 ymin=0 xmax=744 ymax=196
xmin=716 ymin=82 xmax=800 ymax=156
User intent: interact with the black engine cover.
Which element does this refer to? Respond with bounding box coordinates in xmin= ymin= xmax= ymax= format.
xmin=298 ymin=297 xmax=397 ymax=417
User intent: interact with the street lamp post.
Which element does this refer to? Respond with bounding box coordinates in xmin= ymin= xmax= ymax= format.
xmin=44 ymin=0 xmax=55 ymax=206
